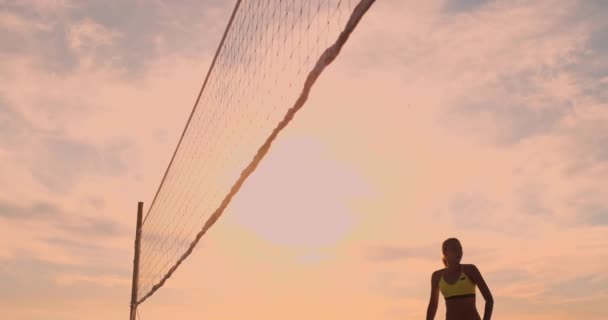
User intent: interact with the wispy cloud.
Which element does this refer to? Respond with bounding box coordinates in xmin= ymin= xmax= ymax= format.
xmin=441 ymin=0 xmax=489 ymax=14
xmin=0 ymin=199 xmax=126 ymax=238
xmin=367 ymin=244 xmax=437 ymax=262
xmin=0 ymin=201 xmax=60 ymax=220
xmin=546 ymin=273 xmax=608 ymax=301
xmin=1 ymin=0 xmax=228 ymax=75
xmin=0 ymin=254 xmax=130 ymax=311
xmin=29 ymin=136 xmax=132 ymax=193
xmin=0 ymin=98 xmax=132 ymax=193
xmin=0 ymin=98 xmax=35 ymax=148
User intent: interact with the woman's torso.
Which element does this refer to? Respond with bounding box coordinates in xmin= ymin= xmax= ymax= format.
xmin=437 ymin=264 xmax=481 ymax=320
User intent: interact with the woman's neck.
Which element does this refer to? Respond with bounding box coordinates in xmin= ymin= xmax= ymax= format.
xmin=446 ymin=263 xmax=461 ymax=271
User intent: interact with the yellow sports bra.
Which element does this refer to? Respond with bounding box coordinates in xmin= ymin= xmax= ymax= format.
xmin=438 ymin=264 xmax=476 ymax=300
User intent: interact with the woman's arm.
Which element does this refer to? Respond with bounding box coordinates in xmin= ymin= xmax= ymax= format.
xmin=426 ymin=271 xmax=440 ymax=320
xmin=469 ymin=264 xmax=494 ymax=320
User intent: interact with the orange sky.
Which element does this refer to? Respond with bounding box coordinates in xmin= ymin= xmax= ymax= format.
xmin=1 ymin=0 xmax=607 ymax=319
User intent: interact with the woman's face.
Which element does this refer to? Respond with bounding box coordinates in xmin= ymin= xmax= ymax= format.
xmin=443 ymin=241 xmax=463 ymax=265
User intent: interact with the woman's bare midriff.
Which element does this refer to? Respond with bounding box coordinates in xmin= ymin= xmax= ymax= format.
xmin=445 ymin=296 xmax=481 ymax=320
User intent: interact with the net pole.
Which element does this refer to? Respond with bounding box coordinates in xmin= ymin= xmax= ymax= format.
xmin=129 ymin=202 xmax=144 ymax=320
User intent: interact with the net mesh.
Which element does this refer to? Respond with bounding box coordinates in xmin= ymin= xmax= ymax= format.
xmin=136 ymin=0 xmax=375 ymax=305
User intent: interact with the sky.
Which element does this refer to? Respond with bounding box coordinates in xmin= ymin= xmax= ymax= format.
xmin=0 ymin=0 xmax=607 ymax=319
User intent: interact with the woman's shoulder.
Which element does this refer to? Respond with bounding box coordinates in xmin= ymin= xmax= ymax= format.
xmin=463 ymin=263 xmax=479 ymax=271
xmin=433 ymin=267 xmax=446 ymax=274
xmin=462 ymin=264 xmax=483 ymax=278
xmin=432 ymin=268 xmax=446 ymax=279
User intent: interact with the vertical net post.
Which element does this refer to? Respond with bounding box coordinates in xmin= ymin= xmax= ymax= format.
xmin=130 ymin=202 xmax=144 ymax=320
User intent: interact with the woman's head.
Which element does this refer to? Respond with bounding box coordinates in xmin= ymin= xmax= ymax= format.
xmin=441 ymin=238 xmax=463 ymax=267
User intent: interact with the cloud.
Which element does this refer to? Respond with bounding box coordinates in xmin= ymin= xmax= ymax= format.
xmin=516 ymin=183 xmax=552 ymax=216
xmin=570 ymin=202 xmax=608 ymax=227
xmin=0 ymin=199 xmax=126 ymax=237
xmin=65 ymin=18 xmax=122 ymax=70
xmin=0 ymin=205 xmax=131 ymax=309
xmin=0 ymin=98 xmax=34 ymax=148
xmin=1 ymin=92 xmax=133 ymax=193
xmin=546 ymin=273 xmax=608 ymax=301
xmin=447 ymin=85 xmax=572 ymax=145
xmin=54 ymin=272 xmax=129 ymax=288
xmin=0 ymin=254 xmax=130 ymax=308
xmin=57 ymin=216 xmax=126 ymax=237
xmin=45 ymin=237 xmax=106 ymax=253
xmin=486 ymin=267 xmax=530 ymax=285
xmin=442 ymin=0 xmax=489 ymax=14
xmin=586 ymin=208 xmax=608 ymax=226
xmin=448 ymin=191 xmax=501 ymax=229
xmin=0 ymin=0 xmax=228 ymax=75
xmin=67 ymin=18 xmax=120 ymax=50
xmin=367 ymin=244 xmax=437 ymax=262
xmin=441 ymin=53 xmax=583 ymax=146
xmin=560 ymin=110 xmax=608 ymax=176
xmin=0 ymin=201 xmax=60 ymax=220
xmin=439 ymin=0 xmax=607 ymax=149
xmin=40 ymin=236 xmax=131 ymax=278
xmin=87 ymin=197 xmax=105 ymax=210
xmin=0 ymin=4 xmax=78 ymax=74
xmin=28 ymin=136 xmax=131 ymax=193
xmin=574 ymin=1 xmax=608 ymax=57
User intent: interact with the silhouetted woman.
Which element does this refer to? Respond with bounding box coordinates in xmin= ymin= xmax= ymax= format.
xmin=426 ymin=238 xmax=494 ymax=320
